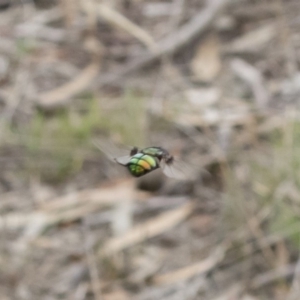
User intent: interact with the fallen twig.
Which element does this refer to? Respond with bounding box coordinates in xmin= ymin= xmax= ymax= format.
xmin=287 ymin=256 xmax=300 ymax=300
xmin=82 ymin=219 xmax=103 ymax=300
xmin=251 ymin=263 xmax=296 ymax=289
xmin=98 ymin=202 xmax=195 ymax=257
xmin=211 ymin=284 xmax=244 ymax=300
xmin=230 ymin=58 xmax=270 ymax=112
xmin=98 ymin=0 xmax=230 ymax=86
xmin=37 ymin=58 xmax=100 ymax=109
xmin=94 ymin=2 xmax=157 ymax=51
xmin=152 ymin=243 xmax=228 ymax=285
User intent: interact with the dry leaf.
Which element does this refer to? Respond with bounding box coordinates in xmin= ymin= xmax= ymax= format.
xmin=190 ymin=34 xmax=222 ymax=82
xmin=103 ymin=289 xmax=130 ymax=300
xmin=185 ymin=88 xmax=221 ymax=108
xmin=242 ymin=295 xmax=259 ymax=300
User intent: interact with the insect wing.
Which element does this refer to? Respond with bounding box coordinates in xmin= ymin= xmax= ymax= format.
xmin=114 ymin=155 xmax=131 ymax=165
xmin=93 ymin=139 xmax=131 ymax=164
xmin=161 ymin=159 xmax=192 ymax=180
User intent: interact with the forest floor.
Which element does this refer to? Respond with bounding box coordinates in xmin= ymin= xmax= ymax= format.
xmin=1 ymin=0 xmax=300 ymax=299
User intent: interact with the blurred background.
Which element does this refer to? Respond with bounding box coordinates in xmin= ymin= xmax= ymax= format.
xmin=1 ymin=0 xmax=300 ymax=299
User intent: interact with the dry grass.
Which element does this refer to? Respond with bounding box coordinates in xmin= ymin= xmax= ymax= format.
xmin=1 ymin=0 xmax=300 ymax=299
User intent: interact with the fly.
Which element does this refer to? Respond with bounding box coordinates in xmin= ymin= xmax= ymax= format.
xmin=94 ymin=141 xmax=189 ymax=179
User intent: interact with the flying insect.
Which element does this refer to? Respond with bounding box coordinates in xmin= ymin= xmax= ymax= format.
xmin=94 ymin=141 xmax=189 ymax=179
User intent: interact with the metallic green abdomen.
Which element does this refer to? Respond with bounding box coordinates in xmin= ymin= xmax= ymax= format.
xmin=127 ymin=153 xmax=158 ymax=177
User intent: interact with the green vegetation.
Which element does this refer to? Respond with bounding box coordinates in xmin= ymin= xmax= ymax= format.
xmin=16 ymin=38 xmax=37 ymax=57
xmin=223 ymin=120 xmax=300 ymax=249
xmin=97 ymin=91 xmax=147 ymax=146
xmin=2 ymin=91 xmax=146 ymax=183
xmin=23 ymin=96 xmax=101 ymax=182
